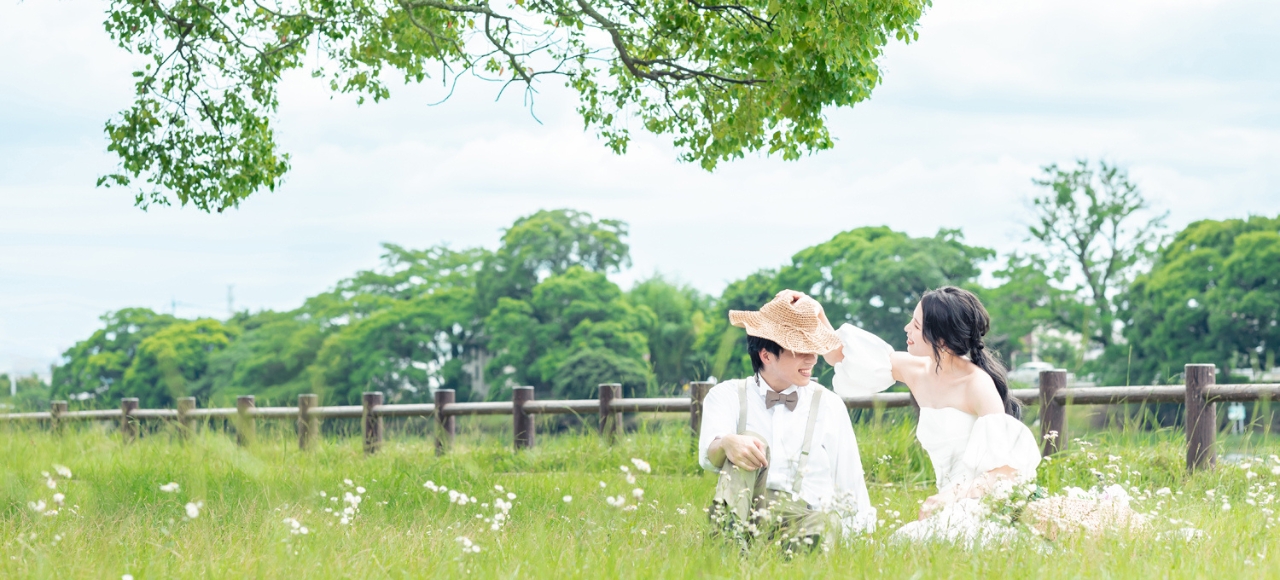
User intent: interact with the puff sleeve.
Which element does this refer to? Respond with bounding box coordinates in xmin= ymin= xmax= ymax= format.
xmin=960 ymin=414 xmax=1042 ymax=483
xmin=831 ymin=323 xmax=896 ymax=397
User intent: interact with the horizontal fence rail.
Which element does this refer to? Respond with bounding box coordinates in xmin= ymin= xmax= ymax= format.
xmin=3 ymin=365 xmax=1275 ymax=471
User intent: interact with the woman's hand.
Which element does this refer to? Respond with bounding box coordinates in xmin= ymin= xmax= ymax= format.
xmin=779 ymin=289 xmax=845 ymax=364
xmin=919 ymin=493 xmax=949 ymax=520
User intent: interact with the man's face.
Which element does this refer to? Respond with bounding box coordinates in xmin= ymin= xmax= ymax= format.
xmin=761 ymin=348 xmax=818 ymax=388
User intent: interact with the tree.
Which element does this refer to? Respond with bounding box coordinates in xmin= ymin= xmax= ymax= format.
xmin=1101 ymin=215 xmax=1280 ymax=386
xmin=51 ymin=308 xmax=181 ymax=404
xmin=628 ymin=275 xmax=716 ymax=389
xmin=477 ymin=209 xmax=629 ymax=312
xmin=204 ymin=310 xmax=325 ymax=404
xmin=484 ymin=266 xmax=653 ymax=398
xmin=118 ymin=319 xmax=239 ymax=408
xmin=978 ymin=252 xmax=1083 ymax=366
xmin=1028 ymin=160 xmax=1168 ymax=350
xmin=310 ymin=287 xmax=478 ymax=404
xmin=97 ymin=0 xmax=930 ymax=211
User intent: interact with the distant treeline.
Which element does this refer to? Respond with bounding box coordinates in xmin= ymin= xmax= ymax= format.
xmin=6 ymin=163 xmax=1278 ymax=412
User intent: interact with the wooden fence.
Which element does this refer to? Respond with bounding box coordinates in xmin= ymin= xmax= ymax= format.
xmin=4 ymin=364 xmax=1280 ymax=471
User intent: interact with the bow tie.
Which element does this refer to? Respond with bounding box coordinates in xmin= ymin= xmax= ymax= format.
xmin=765 ymin=389 xmax=799 ymax=411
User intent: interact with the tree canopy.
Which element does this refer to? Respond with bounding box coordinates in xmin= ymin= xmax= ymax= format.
xmin=1099 ymin=215 xmax=1280 ymax=385
xmin=98 ymin=0 xmax=930 ymax=211
xmin=49 ymin=203 xmax=1280 ymax=408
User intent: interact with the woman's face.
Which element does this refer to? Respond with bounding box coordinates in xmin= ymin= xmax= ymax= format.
xmin=904 ymin=301 xmax=930 ymax=357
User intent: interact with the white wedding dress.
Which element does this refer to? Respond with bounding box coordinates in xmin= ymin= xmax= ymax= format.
xmin=831 ymin=324 xmax=1043 ymax=544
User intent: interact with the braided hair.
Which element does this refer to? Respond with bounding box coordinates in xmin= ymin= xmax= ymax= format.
xmin=920 ymin=286 xmax=1021 ymax=419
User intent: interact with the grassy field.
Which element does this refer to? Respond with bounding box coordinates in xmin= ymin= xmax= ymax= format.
xmin=3 ymin=413 xmax=1280 ymax=579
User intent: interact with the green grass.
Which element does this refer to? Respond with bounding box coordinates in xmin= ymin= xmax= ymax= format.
xmin=3 ymin=415 xmax=1280 ymax=579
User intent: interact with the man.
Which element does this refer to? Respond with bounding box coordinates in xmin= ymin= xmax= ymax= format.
xmin=699 ymin=290 xmax=877 ymax=550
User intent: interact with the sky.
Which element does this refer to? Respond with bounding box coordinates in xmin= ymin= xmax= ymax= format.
xmin=1 ymin=0 xmax=1277 ymax=378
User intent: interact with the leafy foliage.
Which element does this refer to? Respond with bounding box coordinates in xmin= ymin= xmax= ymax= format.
xmin=484 ymin=266 xmax=655 ymax=399
xmin=1029 ymin=160 xmax=1168 ymax=349
xmin=98 ymin=0 xmax=930 ymax=210
xmin=1099 ymin=215 xmax=1280 ymax=385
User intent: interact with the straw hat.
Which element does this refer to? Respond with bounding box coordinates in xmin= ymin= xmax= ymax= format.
xmin=729 ymin=291 xmax=841 ymax=354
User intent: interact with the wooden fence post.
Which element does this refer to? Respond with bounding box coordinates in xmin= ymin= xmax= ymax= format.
xmin=599 ymin=383 xmax=621 ymax=444
xmin=177 ymin=397 xmax=195 ymax=439
xmin=363 ymin=392 xmax=384 ymax=455
xmin=434 ymin=389 xmax=455 ymax=456
xmin=1186 ymin=364 xmax=1218 ymax=471
xmin=690 ymin=381 xmax=714 ymax=438
xmin=121 ymin=398 xmax=138 ymax=443
xmin=513 ymin=386 xmax=535 ymax=450
xmin=1039 ymin=369 xmax=1067 ymax=456
xmin=298 ymin=394 xmax=318 ymax=451
xmin=236 ymin=395 xmax=256 ymax=447
xmin=51 ymin=401 xmax=67 ymax=435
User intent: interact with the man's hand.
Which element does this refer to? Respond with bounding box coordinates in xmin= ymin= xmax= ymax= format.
xmin=709 ymin=434 xmax=769 ymax=470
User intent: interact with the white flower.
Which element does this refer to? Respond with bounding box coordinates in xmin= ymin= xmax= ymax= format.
xmin=1272 ymin=467 xmax=1280 ymax=476
xmin=46 ymin=478 xmax=57 ymax=490
xmin=1222 ymin=502 xmax=1232 ymax=511
xmin=343 ymin=479 xmax=354 ymax=486
xmin=605 ymin=496 xmax=625 ymax=508
xmin=424 ymin=481 xmax=439 ymax=492
xmin=599 ymin=481 xmax=607 ymax=488
xmin=356 ymin=486 xmax=366 ymax=494
xmin=506 ymin=492 xmax=516 ymax=500
xmin=123 ymin=575 xmax=134 ymax=580
xmin=632 ymin=488 xmax=644 ymax=499
xmin=160 ymin=482 xmax=180 ymax=493
xmin=1206 ymin=490 xmax=1216 ymax=498
xmin=563 ymin=495 xmax=573 ymax=503
xmin=53 ymin=465 xmax=72 ymax=479
xmin=630 ymin=458 xmax=652 ymax=473
xmin=185 ymin=502 xmax=201 ymax=519
xmin=448 ymin=490 xmax=461 ymax=503
xmin=620 ymin=466 xmax=630 ymax=473
xmin=339 ymin=516 xmax=350 ymax=525
xmin=626 ymin=473 xmax=637 ymax=485
xmin=319 ymin=491 xmax=327 ymax=497
xmin=52 ymin=493 xmax=65 ymax=506
xmin=28 ymin=500 xmax=46 ymax=513
xmin=1248 ymin=471 xmax=1258 ymax=479
xmin=1156 ymin=488 xmax=1172 ymax=496
xmin=494 ymin=485 xmax=504 ymax=492
xmin=622 ymin=505 xmax=638 ymax=512
xmin=676 ymin=508 xmax=687 ymax=515
xmin=300 ymin=527 xmax=308 ymax=535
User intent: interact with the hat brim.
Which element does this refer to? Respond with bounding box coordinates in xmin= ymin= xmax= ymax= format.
xmin=730 ymin=310 xmax=841 ymax=354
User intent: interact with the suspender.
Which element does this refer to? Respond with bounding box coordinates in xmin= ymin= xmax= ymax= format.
xmin=737 ymin=377 xmax=825 ymax=494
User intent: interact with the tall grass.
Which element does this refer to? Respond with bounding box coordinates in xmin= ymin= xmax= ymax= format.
xmin=3 ymin=414 xmax=1280 ymax=578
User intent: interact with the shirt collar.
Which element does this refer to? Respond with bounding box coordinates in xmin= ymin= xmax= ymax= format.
xmin=753 ymin=374 xmax=802 ymax=397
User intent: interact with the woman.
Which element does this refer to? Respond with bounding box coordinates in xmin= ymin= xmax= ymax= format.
xmin=813 ymin=286 xmax=1141 ymax=543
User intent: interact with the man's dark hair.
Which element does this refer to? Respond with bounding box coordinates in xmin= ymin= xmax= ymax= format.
xmin=747 ymin=335 xmax=784 ymax=374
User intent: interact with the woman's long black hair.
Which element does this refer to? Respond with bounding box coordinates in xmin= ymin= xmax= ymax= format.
xmin=920 ymin=286 xmax=1021 ymax=419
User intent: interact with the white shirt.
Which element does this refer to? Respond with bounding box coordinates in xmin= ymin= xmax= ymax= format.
xmin=698 ymin=375 xmax=877 ymax=534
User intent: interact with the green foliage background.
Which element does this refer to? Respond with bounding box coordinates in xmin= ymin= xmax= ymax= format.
xmin=33 ymin=206 xmax=1280 ymax=413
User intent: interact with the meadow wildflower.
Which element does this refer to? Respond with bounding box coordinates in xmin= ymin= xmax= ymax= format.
xmin=424 ymin=481 xmax=439 ymax=492
xmin=630 ymin=458 xmax=651 ymax=473
xmin=53 ymin=465 xmax=72 ymax=479
xmin=160 ymin=482 xmax=180 ymax=493
xmin=632 ymin=488 xmax=644 ymax=499
xmin=52 ymin=493 xmax=65 ymax=506
xmin=185 ymin=501 xmax=203 ymax=519
xmin=563 ymin=495 xmax=573 ymax=503
xmin=456 ymin=536 xmax=481 ymax=553
xmin=28 ymin=500 xmax=46 ymax=513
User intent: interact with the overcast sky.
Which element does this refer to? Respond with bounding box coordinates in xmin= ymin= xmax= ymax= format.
xmin=2 ymin=0 xmax=1277 ymax=377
